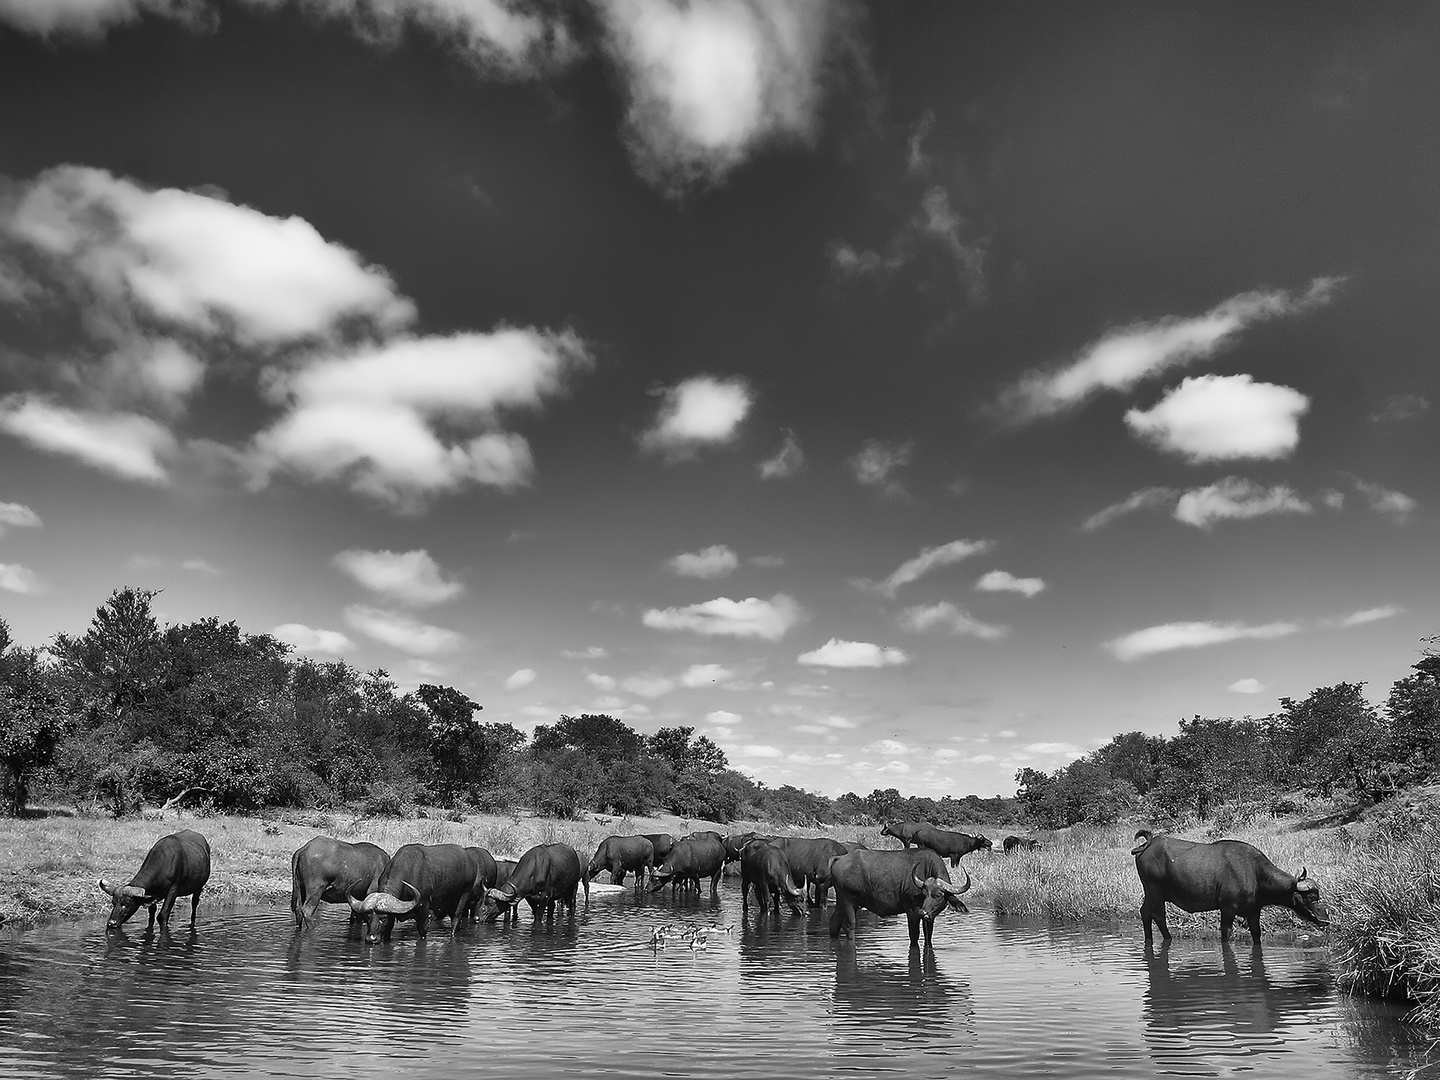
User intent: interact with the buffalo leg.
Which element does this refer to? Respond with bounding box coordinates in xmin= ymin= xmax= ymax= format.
xmin=190 ymin=888 xmax=202 ymax=929
xmin=158 ymin=888 xmax=179 ymax=929
xmin=829 ymin=894 xmax=855 ymax=939
xmin=1140 ymin=885 xmax=1171 ymax=943
xmin=1246 ymin=912 xmax=1262 ymax=945
xmin=416 ymin=908 xmax=430 ymax=939
xmin=1220 ymin=911 xmax=1235 ymax=941
xmin=907 ymin=910 xmax=922 ymax=948
xmin=613 ymin=865 xmax=625 ymax=887
xmin=921 ymin=915 xmax=935 ymax=948
xmin=291 ymin=878 xmax=303 ymax=929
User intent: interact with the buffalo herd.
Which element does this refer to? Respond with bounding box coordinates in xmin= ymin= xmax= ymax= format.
xmin=95 ymin=820 xmax=1328 ymax=952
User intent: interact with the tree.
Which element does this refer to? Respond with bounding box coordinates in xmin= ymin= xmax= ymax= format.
xmin=50 ymin=587 xmax=163 ymax=722
xmin=0 ymin=620 xmax=67 ymax=816
xmin=416 ymin=683 xmax=485 ymax=804
xmin=1276 ymin=683 xmax=1394 ymax=801
xmin=1387 ymin=640 xmax=1440 ymax=783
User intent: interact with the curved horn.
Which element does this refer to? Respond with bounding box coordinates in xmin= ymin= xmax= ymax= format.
xmin=347 ymin=894 xmax=368 ymax=914
xmin=99 ymin=878 xmax=117 ymax=897
xmin=1297 ymin=867 xmax=1308 ymax=882
xmin=937 ymin=866 xmax=972 ymax=895
xmin=913 ymin=874 xmax=928 ymax=891
xmin=486 ymin=887 xmax=515 ymax=903
xmin=370 ymin=891 xmax=419 ymax=916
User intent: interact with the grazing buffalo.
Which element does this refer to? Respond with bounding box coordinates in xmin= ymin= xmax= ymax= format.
xmin=99 ymin=829 xmax=211 ymax=932
xmin=484 ymin=843 xmax=588 ymax=922
xmin=912 ymin=825 xmax=992 ymax=867
xmin=460 ymin=846 xmax=500 ymax=920
xmin=641 ymin=833 xmax=676 ymax=864
xmin=740 ymin=840 xmax=805 ymax=916
xmin=1131 ymin=830 xmax=1329 ymax=946
xmin=827 ymin=848 xmax=971 ymax=948
xmin=651 ymin=836 xmax=726 ymax=894
xmin=587 ymin=835 xmax=655 ymax=888
xmin=348 ymin=843 xmax=475 ymax=943
xmin=770 ymin=836 xmax=848 ymax=905
xmin=290 ymin=836 xmax=389 ymax=930
xmin=879 ymin=820 xmax=930 ymax=848
xmin=1002 ymin=835 xmax=1040 ymax=854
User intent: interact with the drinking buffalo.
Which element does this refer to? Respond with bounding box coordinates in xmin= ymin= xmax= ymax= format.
xmin=879 ymin=820 xmax=929 ymax=849
xmin=490 ymin=859 xmax=518 ymax=922
xmin=912 ymin=825 xmax=992 ymax=867
xmin=1003 ymin=836 xmax=1040 ymax=854
xmin=484 ymin=843 xmax=588 ymax=922
xmin=348 ymin=842 xmax=475 ymax=943
xmin=740 ymin=840 xmax=805 ymax=916
xmin=460 ymin=846 xmax=499 ymax=920
xmin=650 ymin=836 xmax=725 ymax=895
xmin=587 ymin=835 xmax=654 ymax=888
xmin=99 ymin=829 xmax=211 ymax=932
xmin=1131 ymin=830 xmax=1329 ymax=946
xmin=827 ymin=848 xmax=971 ymax=948
xmin=290 ymin=836 xmax=389 ymax=930
xmin=770 ymin=836 xmax=847 ymax=905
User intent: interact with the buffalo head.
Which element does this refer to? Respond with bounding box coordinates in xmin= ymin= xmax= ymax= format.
xmin=482 ymin=884 xmax=520 ymax=921
xmin=99 ymin=879 xmax=152 ymax=930
xmin=348 ymin=881 xmax=420 ymax=941
xmin=1291 ymin=867 xmax=1329 ymax=927
xmin=912 ymin=865 xmax=971 ymax=918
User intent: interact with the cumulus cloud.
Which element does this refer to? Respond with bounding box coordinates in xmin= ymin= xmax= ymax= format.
xmin=975 ymin=570 xmax=1046 ymax=598
xmin=504 ymin=668 xmax=537 ymax=690
xmin=334 ymin=548 xmax=464 ymax=606
xmin=0 ymin=562 xmax=44 ymax=594
xmin=1125 ymin=375 xmax=1310 ymax=462
xmin=0 ymin=501 xmax=41 ymax=536
xmin=872 ymin=539 xmax=993 ymax=597
xmin=0 ymin=397 xmax=177 ymax=484
xmin=642 ymin=592 xmax=801 ymax=640
xmin=1172 ymin=477 xmax=1312 ymax=529
xmin=681 ymin=663 xmax=733 ymax=688
xmin=271 ymin=622 xmax=354 ymax=655
xmin=993 ymin=278 xmax=1337 ymax=423
xmin=1105 ymin=620 xmax=1299 ymax=661
xmin=1228 ymin=678 xmax=1264 ymax=694
xmin=897 ymin=601 xmax=1007 ymax=640
xmin=1350 ymin=477 xmax=1417 ymax=522
xmin=343 ymin=604 xmax=464 ymax=655
xmin=1080 ymin=487 xmax=1177 ymax=532
xmin=797 ymin=638 xmax=909 ymax=669
xmin=586 ymin=672 xmax=617 ymax=690
xmin=1339 ymin=605 xmax=1403 ymax=627
xmin=667 ymin=544 xmax=739 ymax=579
xmin=848 ymin=438 xmax=913 ymax=498
xmin=758 ymin=430 xmax=804 ymax=479
xmin=639 ymin=375 xmax=750 ymax=459
xmin=738 ymin=743 xmax=784 ymax=758
xmin=706 ymin=709 xmax=742 ymax=726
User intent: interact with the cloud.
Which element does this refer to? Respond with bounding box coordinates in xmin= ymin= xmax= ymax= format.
xmin=639 ymin=375 xmax=751 ymax=459
xmin=586 ymin=672 xmax=617 ymax=691
xmin=1172 ymin=477 xmax=1312 ymax=529
xmin=667 ymin=544 xmax=739 ymax=579
xmin=975 ymin=570 xmax=1046 ymax=598
xmin=621 ymin=673 xmax=677 ymax=698
xmin=181 ymin=558 xmax=223 ymax=575
xmin=873 ymin=538 xmax=993 ymax=597
xmin=504 ymin=668 xmax=537 ymax=691
xmin=271 ymin=622 xmax=354 ymax=655
xmin=681 ymin=663 xmax=733 ymax=688
xmin=597 ymin=0 xmax=847 ymax=192
xmin=1339 ymin=605 xmax=1402 ymax=627
xmin=706 ymin=709 xmax=742 ymax=726
xmin=0 ymin=501 xmax=41 ymax=536
xmin=1021 ymin=742 xmax=1084 ymax=758
xmin=561 ymin=645 xmax=609 ymax=660
xmin=1125 ymin=375 xmax=1309 ymax=462
xmin=759 ymin=430 xmax=804 ymax=479
xmin=1350 ymin=477 xmax=1417 ymax=522
xmin=897 ymin=601 xmax=1007 ymax=640
xmin=1370 ymin=393 xmax=1430 ymax=425
xmin=0 ymin=397 xmax=177 ymax=484
xmin=1105 ymin=620 xmax=1299 ymax=661
xmin=1080 ymin=487 xmax=1177 ymax=532
xmin=993 ymin=278 xmax=1337 ymax=423
xmin=642 ymin=592 xmax=801 ymax=640
xmin=748 ymin=553 xmax=785 ymax=569
xmin=738 ymin=744 xmax=784 ymax=758
xmin=0 ymin=562 xmax=44 ymax=594
xmin=797 ymin=638 xmax=909 ymax=669
xmin=0 ymin=0 xmax=210 ymax=36
xmin=333 ymin=548 xmax=464 ymax=606
xmin=1228 ymin=678 xmax=1264 ymax=694
xmin=848 ymin=438 xmax=913 ymax=498
xmin=342 ymin=604 xmax=464 ymax=655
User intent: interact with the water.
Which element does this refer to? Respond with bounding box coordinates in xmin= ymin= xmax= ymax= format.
xmin=0 ymin=885 xmax=1430 ymax=1079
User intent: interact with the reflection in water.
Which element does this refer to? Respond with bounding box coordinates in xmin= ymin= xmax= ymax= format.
xmin=831 ymin=945 xmax=973 ymax=1053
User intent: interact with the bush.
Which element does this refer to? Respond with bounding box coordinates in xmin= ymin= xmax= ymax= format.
xmin=362 ymin=780 xmax=412 ymax=818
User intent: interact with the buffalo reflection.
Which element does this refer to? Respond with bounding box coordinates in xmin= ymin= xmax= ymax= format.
xmin=830 ymin=945 xmax=972 ymax=1050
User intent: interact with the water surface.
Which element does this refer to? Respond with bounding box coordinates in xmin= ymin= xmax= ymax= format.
xmin=0 ymin=886 xmax=1428 ymax=1078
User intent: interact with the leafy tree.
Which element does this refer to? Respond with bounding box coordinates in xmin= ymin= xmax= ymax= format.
xmin=1093 ymin=731 xmax=1167 ymax=796
xmin=864 ymin=787 xmax=905 ymax=821
xmin=0 ymin=621 xmax=67 ymax=816
xmin=50 ymin=587 xmax=164 ymax=722
xmin=1387 ymin=642 xmax=1440 ymax=783
xmin=1276 ymin=683 xmax=1394 ymax=801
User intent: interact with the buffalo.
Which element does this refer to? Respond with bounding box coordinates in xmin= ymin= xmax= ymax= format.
xmin=460 ymin=846 xmax=500 ymax=920
xmin=484 ymin=843 xmax=588 ymax=922
xmin=912 ymin=825 xmax=992 ymax=867
xmin=1131 ymin=830 xmax=1329 ymax=946
xmin=722 ymin=831 xmax=763 ymax=862
xmin=99 ymin=829 xmax=211 ymax=932
xmin=650 ymin=836 xmax=725 ymax=895
xmin=1002 ymin=835 xmax=1040 ymax=854
xmin=641 ymin=833 xmax=676 ymax=865
xmin=770 ymin=836 xmax=847 ymax=905
xmin=586 ymin=834 xmax=654 ymax=889
xmin=348 ymin=842 xmax=476 ymax=943
xmin=740 ymin=840 xmax=805 ymax=916
xmin=290 ymin=836 xmax=389 ymax=930
xmin=879 ymin=820 xmax=929 ymax=849
xmin=827 ymin=848 xmax=971 ymax=948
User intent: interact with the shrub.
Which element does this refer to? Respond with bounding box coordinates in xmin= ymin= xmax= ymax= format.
xmin=362 ymin=780 xmax=412 ymax=818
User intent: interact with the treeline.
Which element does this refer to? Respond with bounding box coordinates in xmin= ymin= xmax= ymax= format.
xmin=0 ymin=587 xmax=1016 ymax=826
xmin=1017 ymin=646 xmax=1440 ymax=829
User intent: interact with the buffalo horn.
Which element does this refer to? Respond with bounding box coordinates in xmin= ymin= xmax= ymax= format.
xmin=98 ymin=879 xmax=148 ymax=900
xmin=947 ymin=866 xmax=972 ymax=895
xmin=372 ymin=891 xmax=419 ymax=915
xmin=1298 ymin=866 xmax=1308 ymax=881
xmin=486 ymin=887 xmax=515 ymax=904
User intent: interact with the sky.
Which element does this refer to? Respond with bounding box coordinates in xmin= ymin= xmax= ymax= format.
xmin=0 ymin=1 xmax=1436 ymax=799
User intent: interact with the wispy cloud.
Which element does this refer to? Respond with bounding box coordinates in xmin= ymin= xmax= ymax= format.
xmin=642 ymin=593 xmax=802 ymax=640
xmin=1337 ymin=605 xmax=1403 ymax=628
xmin=975 ymin=570 xmax=1046 ymax=598
xmin=181 ymin=558 xmax=223 ymax=575
xmin=758 ymin=430 xmax=804 ymax=479
xmin=504 ymin=668 xmax=537 ymax=691
xmin=334 ymin=548 xmax=464 ymax=606
xmin=1125 ymin=375 xmax=1310 ymax=462
xmin=1228 ymin=678 xmax=1264 ymax=694
xmin=561 ymin=645 xmax=609 ymax=661
xmin=1081 ymin=487 xmax=1177 ymax=532
xmin=680 ymin=663 xmax=733 ymax=688
xmin=1349 ymin=476 xmax=1417 ymax=522
xmin=0 ymin=398 xmax=177 ymax=484
xmin=870 ymin=539 xmax=993 ymax=597
xmin=0 ymin=562 xmax=44 ymax=594
xmin=1172 ymin=477 xmax=1312 ymax=529
xmin=1369 ymin=393 xmax=1430 ymax=425
xmin=898 ymin=601 xmax=1007 ymax=640
xmin=0 ymin=501 xmax=41 ymax=536
xmin=1105 ymin=620 xmax=1299 ymax=661
xmin=797 ymin=638 xmax=909 ymax=668
xmin=639 ymin=376 xmax=751 ymax=459
xmin=342 ymin=604 xmax=464 ymax=656
xmin=621 ymin=673 xmax=677 ymax=698
xmin=993 ymin=279 xmax=1338 ymax=423
xmin=666 ymin=544 xmax=738 ymax=579
xmin=271 ymin=623 xmax=354 ymax=656
xmin=848 ymin=438 xmax=913 ymax=499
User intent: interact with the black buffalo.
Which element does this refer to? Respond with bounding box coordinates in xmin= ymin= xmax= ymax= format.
xmin=723 ymin=831 xmax=764 ymax=862
xmin=650 ymin=836 xmax=725 ymax=894
xmin=879 ymin=820 xmax=929 ymax=848
xmin=99 ymin=829 xmax=211 ymax=932
xmin=1002 ymin=835 xmax=1040 ymax=854
xmin=587 ymin=835 xmax=655 ymax=888
xmin=1132 ymin=830 xmax=1329 ymax=945
xmin=348 ymin=842 xmax=476 ymax=942
xmin=827 ymin=848 xmax=971 ymax=947
xmin=740 ymin=840 xmax=805 ymax=916
xmin=484 ymin=843 xmax=588 ymax=922
xmin=460 ymin=846 xmax=500 ymax=920
xmin=641 ymin=833 xmax=676 ymax=864
xmin=912 ymin=825 xmax=992 ymax=866
xmin=489 ymin=859 xmax=519 ymax=922
xmin=770 ymin=836 xmax=848 ymax=905
xmin=290 ymin=836 xmax=389 ymax=930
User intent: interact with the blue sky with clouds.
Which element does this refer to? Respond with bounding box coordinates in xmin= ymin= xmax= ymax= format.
xmin=0 ymin=1 xmax=1435 ymax=796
